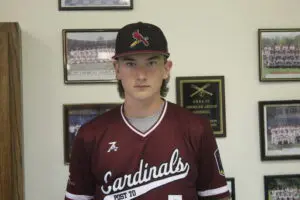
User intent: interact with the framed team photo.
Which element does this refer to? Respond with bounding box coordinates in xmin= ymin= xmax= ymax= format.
xmin=62 ymin=29 xmax=118 ymax=84
xmin=259 ymin=100 xmax=300 ymax=161
xmin=264 ymin=174 xmax=300 ymax=200
xmin=63 ymin=103 xmax=119 ymax=164
xmin=258 ymin=29 xmax=300 ymax=82
xmin=176 ymin=76 xmax=227 ymax=137
xmin=226 ymin=178 xmax=236 ymax=200
xmin=59 ymin=0 xmax=133 ymax=11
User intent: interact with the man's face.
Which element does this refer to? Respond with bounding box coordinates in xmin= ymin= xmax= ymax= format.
xmin=114 ymin=53 xmax=172 ymax=102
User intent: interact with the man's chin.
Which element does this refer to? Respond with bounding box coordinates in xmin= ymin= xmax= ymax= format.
xmin=126 ymin=92 xmax=160 ymax=102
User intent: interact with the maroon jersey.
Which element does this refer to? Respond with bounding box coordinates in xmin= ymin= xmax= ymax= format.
xmin=65 ymin=101 xmax=229 ymax=200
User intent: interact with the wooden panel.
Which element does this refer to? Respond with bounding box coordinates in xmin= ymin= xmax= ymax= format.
xmin=0 ymin=32 xmax=12 ymax=200
xmin=0 ymin=22 xmax=23 ymax=200
xmin=8 ymin=23 xmax=23 ymax=200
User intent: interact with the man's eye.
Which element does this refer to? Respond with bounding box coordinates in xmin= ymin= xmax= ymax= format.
xmin=125 ymin=62 xmax=136 ymax=67
xmin=148 ymin=61 xmax=158 ymax=66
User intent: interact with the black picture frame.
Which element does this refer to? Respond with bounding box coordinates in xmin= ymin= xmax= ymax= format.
xmin=62 ymin=29 xmax=119 ymax=84
xmin=258 ymin=28 xmax=300 ymax=82
xmin=259 ymin=100 xmax=300 ymax=161
xmin=176 ymin=76 xmax=227 ymax=137
xmin=264 ymin=174 xmax=300 ymax=200
xmin=226 ymin=177 xmax=236 ymax=200
xmin=63 ymin=103 xmax=119 ymax=164
xmin=59 ymin=0 xmax=133 ymax=11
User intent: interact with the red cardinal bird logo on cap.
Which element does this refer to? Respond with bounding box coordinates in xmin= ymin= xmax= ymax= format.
xmin=130 ymin=30 xmax=149 ymax=48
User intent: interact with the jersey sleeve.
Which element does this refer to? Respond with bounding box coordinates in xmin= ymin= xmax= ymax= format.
xmin=196 ymin=118 xmax=230 ymax=199
xmin=65 ymin=126 xmax=96 ymax=200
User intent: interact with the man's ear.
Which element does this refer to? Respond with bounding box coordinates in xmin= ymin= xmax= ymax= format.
xmin=163 ymin=60 xmax=173 ymax=79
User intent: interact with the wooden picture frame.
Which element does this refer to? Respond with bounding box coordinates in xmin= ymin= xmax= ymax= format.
xmin=59 ymin=0 xmax=133 ymax=11
xmin=62 ymin=29 xmax=118 ymax=84
xmin=259 ymin=100 xmax=300 ymax=161
xmin=258 ymin=28 xmax=300 ymax=82
xmin=63 ymin=103 xmax=119 ymax=164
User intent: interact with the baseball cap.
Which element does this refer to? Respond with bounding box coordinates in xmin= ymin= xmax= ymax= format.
xmin=112 ymin=22 xmax=170 ymax=59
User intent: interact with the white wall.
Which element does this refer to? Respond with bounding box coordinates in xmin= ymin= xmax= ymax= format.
xmin=1 ymin=0 xmax=300 ymax=199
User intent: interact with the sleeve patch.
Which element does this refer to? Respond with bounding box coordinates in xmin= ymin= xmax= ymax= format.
xmin=214 ymin=149 xmax=225 ymax=176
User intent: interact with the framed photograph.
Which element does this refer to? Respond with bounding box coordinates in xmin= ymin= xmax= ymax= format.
xmin=63 ymin=29 xmax=118 ymax=84
xmin=63 ymin=103 xmax=119 ymax=164
xmin=59 ymin=0 xmax=133 ymax=11
xmin=226 ymin=178 xmax=236 ymax=200
xmin=258 ymin=29 xmax=300 ymax=81
xmin=176 ymin=76 xmax=226 ymax=137
xmin=264 ymin=174 xmax=300 ymax=200
xmin=259 ymin=100 xmax=300 ymax=161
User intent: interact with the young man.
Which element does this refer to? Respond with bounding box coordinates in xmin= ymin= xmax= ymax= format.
xmin=65 ymin=22 xmax=230 ymax=200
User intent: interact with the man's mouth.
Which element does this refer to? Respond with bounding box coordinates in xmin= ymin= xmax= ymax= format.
xmin=135 ymin=85 xmax=149 ymax=88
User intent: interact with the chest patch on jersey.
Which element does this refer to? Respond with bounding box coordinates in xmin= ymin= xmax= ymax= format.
xmin=214 ymin=149 xmax=225 ymax=176
xmin=168 ymin=195 xmax=182 ymax=200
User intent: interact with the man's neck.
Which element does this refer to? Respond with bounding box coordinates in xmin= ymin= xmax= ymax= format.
xmin=123 ymin=98 xmax=165 ymax=118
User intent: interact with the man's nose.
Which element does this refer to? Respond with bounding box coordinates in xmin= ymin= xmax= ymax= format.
xmin=135 ymin=65 xmax=147 ymax=79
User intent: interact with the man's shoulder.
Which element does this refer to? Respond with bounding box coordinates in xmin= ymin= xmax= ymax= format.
xmin=77 ymin=105 xmax=122 ymax=137
xmin=166 ymin=101 xmax=212 ymax=139
xmin=166 ymin=101 xmax=210 ymax=123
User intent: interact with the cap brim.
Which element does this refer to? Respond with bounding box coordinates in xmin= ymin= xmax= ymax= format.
xmin=112 ymin=50 xmax=170 ymax=59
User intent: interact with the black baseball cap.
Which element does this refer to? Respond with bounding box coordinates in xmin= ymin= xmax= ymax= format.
xmin=112 ymin=22 xmax=170 ymax=59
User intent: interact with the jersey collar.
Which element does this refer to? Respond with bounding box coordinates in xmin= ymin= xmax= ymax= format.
xmin=120 ymin=100 xmax=168 ymax=137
